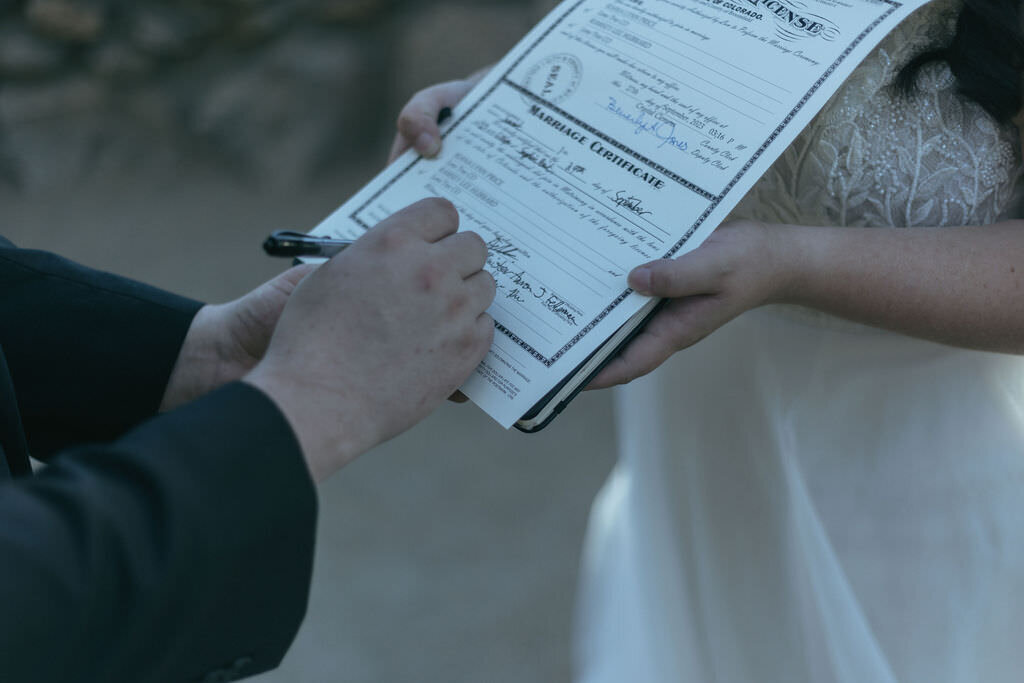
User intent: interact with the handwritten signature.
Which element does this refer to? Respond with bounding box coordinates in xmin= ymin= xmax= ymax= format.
xmin=606 ymin=97 xmax=688 ymax=152
xmin=486 ymin=234 xmax=520 ymax=259
xmin=487 ymin=256 xmax=580 ymax=327
xmin=543 ymin=294 xmax=579 ymax=327
xmin=488 ymin=257 xmax=546 ymax=301
xmin=612 ymin=190 xmax=653 ymax=217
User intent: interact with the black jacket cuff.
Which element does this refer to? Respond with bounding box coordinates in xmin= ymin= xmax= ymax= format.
xmin=0 ymin=244 xmax=202 ymax=456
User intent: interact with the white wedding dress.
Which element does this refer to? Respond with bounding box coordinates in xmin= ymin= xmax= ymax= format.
xmin=574 ymin=1 xmax=1024 ymax=681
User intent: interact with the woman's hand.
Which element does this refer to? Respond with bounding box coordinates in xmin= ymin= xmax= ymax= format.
xmin=589 ymin=217 xmax=1024 ymax=390
xmin=588 ymin=219 xmax=793 ymax=389
xmin=388 ymin=67 xmax=491 ymax=164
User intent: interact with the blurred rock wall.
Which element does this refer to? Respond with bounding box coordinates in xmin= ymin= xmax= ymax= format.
xmin=0 ymin=0 xmax=557 ymax=191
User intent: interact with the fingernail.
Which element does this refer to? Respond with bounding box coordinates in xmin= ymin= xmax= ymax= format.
xmin=415 ymin=132 xmax=441 ymax=157
xmin=629 ymin=266 xmax=652 ymax=294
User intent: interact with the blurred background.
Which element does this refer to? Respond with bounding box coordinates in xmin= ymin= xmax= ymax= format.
xmin=0 ymin=0 xmax=618 ymax=680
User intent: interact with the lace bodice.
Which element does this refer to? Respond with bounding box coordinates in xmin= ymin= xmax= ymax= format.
xmin=731 ymin=0 xmax=1023 ymax=228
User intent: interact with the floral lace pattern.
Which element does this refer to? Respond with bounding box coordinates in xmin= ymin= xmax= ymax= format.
xmin=731 ymin=0 xmax=1023 ymax=229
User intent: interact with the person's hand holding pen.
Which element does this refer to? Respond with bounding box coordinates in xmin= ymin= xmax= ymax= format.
xmin=262 ymin=225 xmax=487 ymax=406
xmin=163 ymin=198 xmax=493 ymax=482
xmin=247 ymin=198 xmax=496 ymax=482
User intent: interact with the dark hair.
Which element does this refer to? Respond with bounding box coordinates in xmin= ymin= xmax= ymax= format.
xmin=896 ymin=0 xmax=1024 ymax=124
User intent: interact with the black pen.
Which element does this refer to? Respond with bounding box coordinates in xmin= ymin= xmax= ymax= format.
xmin=263 ymin=231 xmax=355 ymax=258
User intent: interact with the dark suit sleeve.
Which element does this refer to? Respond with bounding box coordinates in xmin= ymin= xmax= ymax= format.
xmin=0 ymin=382 xmax=318 ymax=683
xmin=0 ymin=238 xmax=202 ymax=458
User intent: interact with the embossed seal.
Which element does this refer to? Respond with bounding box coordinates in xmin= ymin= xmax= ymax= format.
xmin=524 ymin=53 xmax=583 ymax=105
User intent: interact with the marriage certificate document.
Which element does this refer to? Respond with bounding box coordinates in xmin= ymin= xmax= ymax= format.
xmin=313 ymin=0 xmax=934 ymax=428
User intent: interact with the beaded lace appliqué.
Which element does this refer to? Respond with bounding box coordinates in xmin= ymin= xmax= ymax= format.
xmin=731 ymin=0 xmax=1022 ymax=229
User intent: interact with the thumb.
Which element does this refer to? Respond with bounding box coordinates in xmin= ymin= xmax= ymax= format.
xmin=396 ymin=80 xmax=477 ymax=157
xmin=275 ymin=263 xmax=318 ymax=291
xmin=232 ymin=263 xmax=318 ymax=332
xmin=628 ymin=254 xmax=719 ymax=298
xmin=627 ymin=259 xmax=674 ymax=296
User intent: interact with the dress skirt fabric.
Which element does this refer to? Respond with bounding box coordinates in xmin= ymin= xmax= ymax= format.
xmin=574 ymin=307 xmax=1024 ymax=683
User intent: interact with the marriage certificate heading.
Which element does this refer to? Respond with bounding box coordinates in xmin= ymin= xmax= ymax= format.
xmin=314 ymin=0 xmax=933 ymax=428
